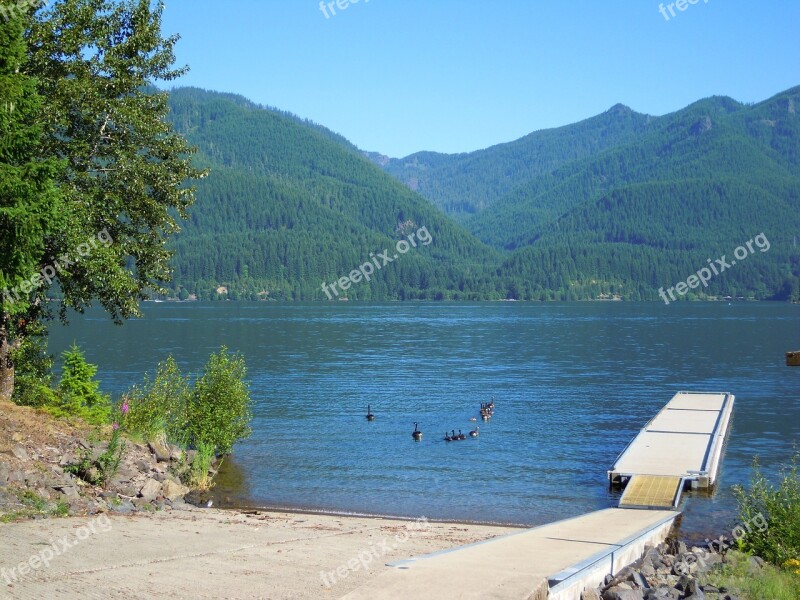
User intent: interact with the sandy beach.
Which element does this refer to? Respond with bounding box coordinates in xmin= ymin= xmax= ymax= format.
xmin=1 ymin=505 xmax=515 ymax=599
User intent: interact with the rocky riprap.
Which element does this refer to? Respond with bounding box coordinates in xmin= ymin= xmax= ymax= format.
xmin=582 ymin=538 xmax=760 ymax=600
xmin=0 ymin=401 xmax=213 ymax=519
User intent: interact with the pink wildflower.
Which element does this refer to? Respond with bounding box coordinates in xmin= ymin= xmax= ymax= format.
xmin=112 ymin=422 xmax=119 ymax=430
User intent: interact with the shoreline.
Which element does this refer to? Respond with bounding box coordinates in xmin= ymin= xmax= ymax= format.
xmin=1 ymin=504 xmax=516 ymax=599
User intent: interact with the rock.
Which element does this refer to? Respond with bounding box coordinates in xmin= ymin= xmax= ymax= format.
xmin=54 ymin=484 xmax=79 ymax=498
xmin=11 ymin=445 xmax=29 ymax=461
xmin=0 ymin=461 xmax=9 ymax=483
xmin=604 ymin=574 xmax=615 ymax=586
xmin=644 ymin=588 xmax=676 ymax=600
xmin=148 ymin=440 xmax=171 ymax=462
xmin=167 ymin=497 xmax=190 ymax=511
xmin=701 ymin=584 xmax=719 ymax=593
xmin=68 ymin=497 xmax=89 ymax=513
xmin=138 ymin=478 xmax=162 ymax=501
xmin=185 ymin=449 xmax=197 ymax=464
xmin=8 ymin=469 xmax=25 ymax=483
xmin=110 ymin=499 xmax=135 ymax=514
xmin=603 ymin=588 xmax=644 ymax=600
xmin=640 ymin=563 xmax=656 ymax=578
xmin=135 ymin=459 xmax=150 ymax=471
xmin=582 ymin=589 xmax=602 ymax=600
xmin=683 ymin=580 xmax=704 ymax=599
xmin=674 ymin=575 xmax=691 ymax=592
xmin=748 ymin=556 xmax=765 ymax=570
xmin=11 ymin=432 xmax=23 ymax=443
xmin=629 ymin=571 xmax=650 ymax=589
xmin=161 ymin=479 xmax=190 ymax=501
xmin=169 ymin=445 xmax=183 ymax=462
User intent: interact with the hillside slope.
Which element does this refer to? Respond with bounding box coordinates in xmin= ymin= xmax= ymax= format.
xmin=166 ymin=88 xmax=503 ymax=301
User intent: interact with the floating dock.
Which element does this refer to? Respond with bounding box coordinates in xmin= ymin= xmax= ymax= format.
xmin=609 ymin=391 xmax=734 ymax=508
xmin=343 ymin=390 xmax=734 ymax=599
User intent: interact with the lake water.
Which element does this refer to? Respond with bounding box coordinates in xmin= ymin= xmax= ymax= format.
xmin=48 ymin=302 xmax=800 ymax=540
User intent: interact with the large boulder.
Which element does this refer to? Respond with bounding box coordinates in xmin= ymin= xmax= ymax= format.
xmin=138 ymin=478 xmax=162 ymax=501
xmin=161 ymin=479 xmax=190 ymax=501
xmin=148 ymin=440 xmax=171 ymax=462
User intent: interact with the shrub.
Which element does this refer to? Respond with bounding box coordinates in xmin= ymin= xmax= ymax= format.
xmin=732 ymin=449 xmax=800 ymax=566
xmin=183 ymin=347 xmax=252 ymax=455
xmin=123 ymin=356 xmax=190 ymax=443
xmin=52 ymin=344 xmax=111 ymax=424
xmin=10 ymin=327 xmax=58 ymax=409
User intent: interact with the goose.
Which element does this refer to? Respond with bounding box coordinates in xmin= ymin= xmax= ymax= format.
xmin=412 ymin=422 xmax=422 ymax=441
xmin=457 ymin=429 xmax=466 ymax=440
xmin=451 ymin=429 xmax=459 ymax=442
xmin=444 ymin=431 xmax=452 ymax=442
xmin=366 ymin=405 xmax=375 ymax=421
xmin=469 ymin=426 xmax=479 ymax=437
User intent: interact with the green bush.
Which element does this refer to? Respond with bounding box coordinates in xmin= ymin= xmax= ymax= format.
xmin=732 ymin=450 xmax=800 ymax=566
xmin=11 ymin=327 xmax=57 ymax=409
xmin=48 ymin=344 xmax=111 ymax=425
xmin=124 ymin=356 xmax=190 ymax=443
xmin=183 ymin=347 xmax=252 ymax=455
xmin=123 ymin=347 xmax=253 ymax=458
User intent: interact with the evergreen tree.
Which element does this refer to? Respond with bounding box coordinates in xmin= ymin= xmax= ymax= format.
xmin=0 ymin=2 xmax=61 ymax=401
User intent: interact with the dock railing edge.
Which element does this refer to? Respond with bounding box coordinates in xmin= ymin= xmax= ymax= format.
xmin=703 ymin=393 xmax=735 ymax=487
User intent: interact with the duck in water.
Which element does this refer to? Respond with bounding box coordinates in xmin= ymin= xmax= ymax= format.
xmin=412 ymin=422 xmax=422 ymax=441
xmin=366 ymin=405 xmax=375 ymax=421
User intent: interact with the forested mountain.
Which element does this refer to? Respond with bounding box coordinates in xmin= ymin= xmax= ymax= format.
xmin=373 ymin=104 xmax=652 ymax=217
xmin=164 ymin=88 xmax=503 ymax=301
xmin=162 ymin=86 xmax=799 ymax=302
xmin=376 ymin=87 xmax=800 ymax=301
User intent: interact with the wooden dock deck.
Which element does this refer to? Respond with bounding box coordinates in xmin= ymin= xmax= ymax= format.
xmin=609 ymin=391 xmax=734 ymax=500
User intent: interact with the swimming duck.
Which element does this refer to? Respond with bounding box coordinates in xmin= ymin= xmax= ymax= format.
xmin=366 ymin=405 xmax=375 ymax=421
xmin=412 ymin=422 xmax=422 ymax=441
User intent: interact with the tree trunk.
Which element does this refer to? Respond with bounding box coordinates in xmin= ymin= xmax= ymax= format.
xmin=0 ymin=318 xmax=15 ymax=403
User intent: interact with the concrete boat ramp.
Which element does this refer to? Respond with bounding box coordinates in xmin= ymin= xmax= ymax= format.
xmin=341 ymin=508 xmax=678 ymax=600
xmin=344 ymin=391 xmax=734 ymax=600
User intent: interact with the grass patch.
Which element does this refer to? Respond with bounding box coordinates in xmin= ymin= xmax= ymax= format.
xmin=0 ymin=488 xmax=70 ymax=523
xmin=732 ymin=449 xmax=800 ymax=565
xmin=702 ymin=550 xmax=800 ymax=600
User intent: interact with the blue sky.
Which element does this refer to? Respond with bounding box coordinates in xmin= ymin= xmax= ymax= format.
xmin=161 ymin=0 xmax=799 ymax=158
